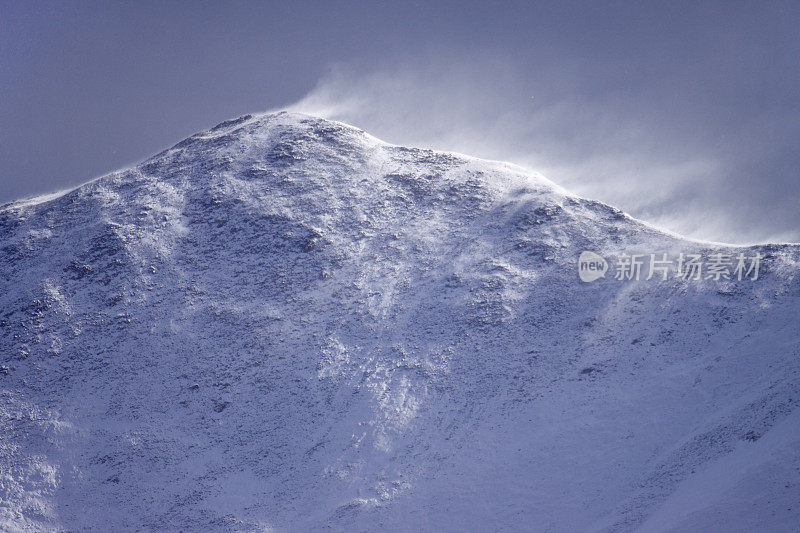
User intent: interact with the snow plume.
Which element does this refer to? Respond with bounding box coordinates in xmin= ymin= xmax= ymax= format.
xmin=284 ymin=59 xmax=794 ymax=245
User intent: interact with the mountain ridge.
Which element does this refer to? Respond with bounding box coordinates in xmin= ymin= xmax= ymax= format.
xmin=7 ymin=111 xmax=796 ymax=248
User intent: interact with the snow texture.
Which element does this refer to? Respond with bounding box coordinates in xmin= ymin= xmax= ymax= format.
xmin=1 ymin=112 xmax=799 ymax=531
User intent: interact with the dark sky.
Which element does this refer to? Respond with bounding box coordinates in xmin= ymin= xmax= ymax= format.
xmin=1 ymin=1 xmax=798 ymax=243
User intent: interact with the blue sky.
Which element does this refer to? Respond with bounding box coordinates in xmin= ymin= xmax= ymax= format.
xmin=1 ymin=1 xmax=798 ymax=243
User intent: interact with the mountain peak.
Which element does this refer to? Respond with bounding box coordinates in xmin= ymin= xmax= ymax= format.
xmin=151 ymin=111 xmax=376 ymax=164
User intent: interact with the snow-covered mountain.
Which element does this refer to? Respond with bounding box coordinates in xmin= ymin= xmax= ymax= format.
xmin=1 ymin=112 xmax=798 ymax=532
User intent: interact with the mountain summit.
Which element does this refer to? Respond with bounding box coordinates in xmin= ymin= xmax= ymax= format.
xmin=1 ymin=112 xmax=799 ymax=531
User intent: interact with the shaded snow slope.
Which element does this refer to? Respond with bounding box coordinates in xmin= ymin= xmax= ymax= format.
xmin=1 ymin=112 xmax=799 ymax=531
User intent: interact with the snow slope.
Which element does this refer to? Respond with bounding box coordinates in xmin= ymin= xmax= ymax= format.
xmin=1 ymin=112 xmax=798 ymax=532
